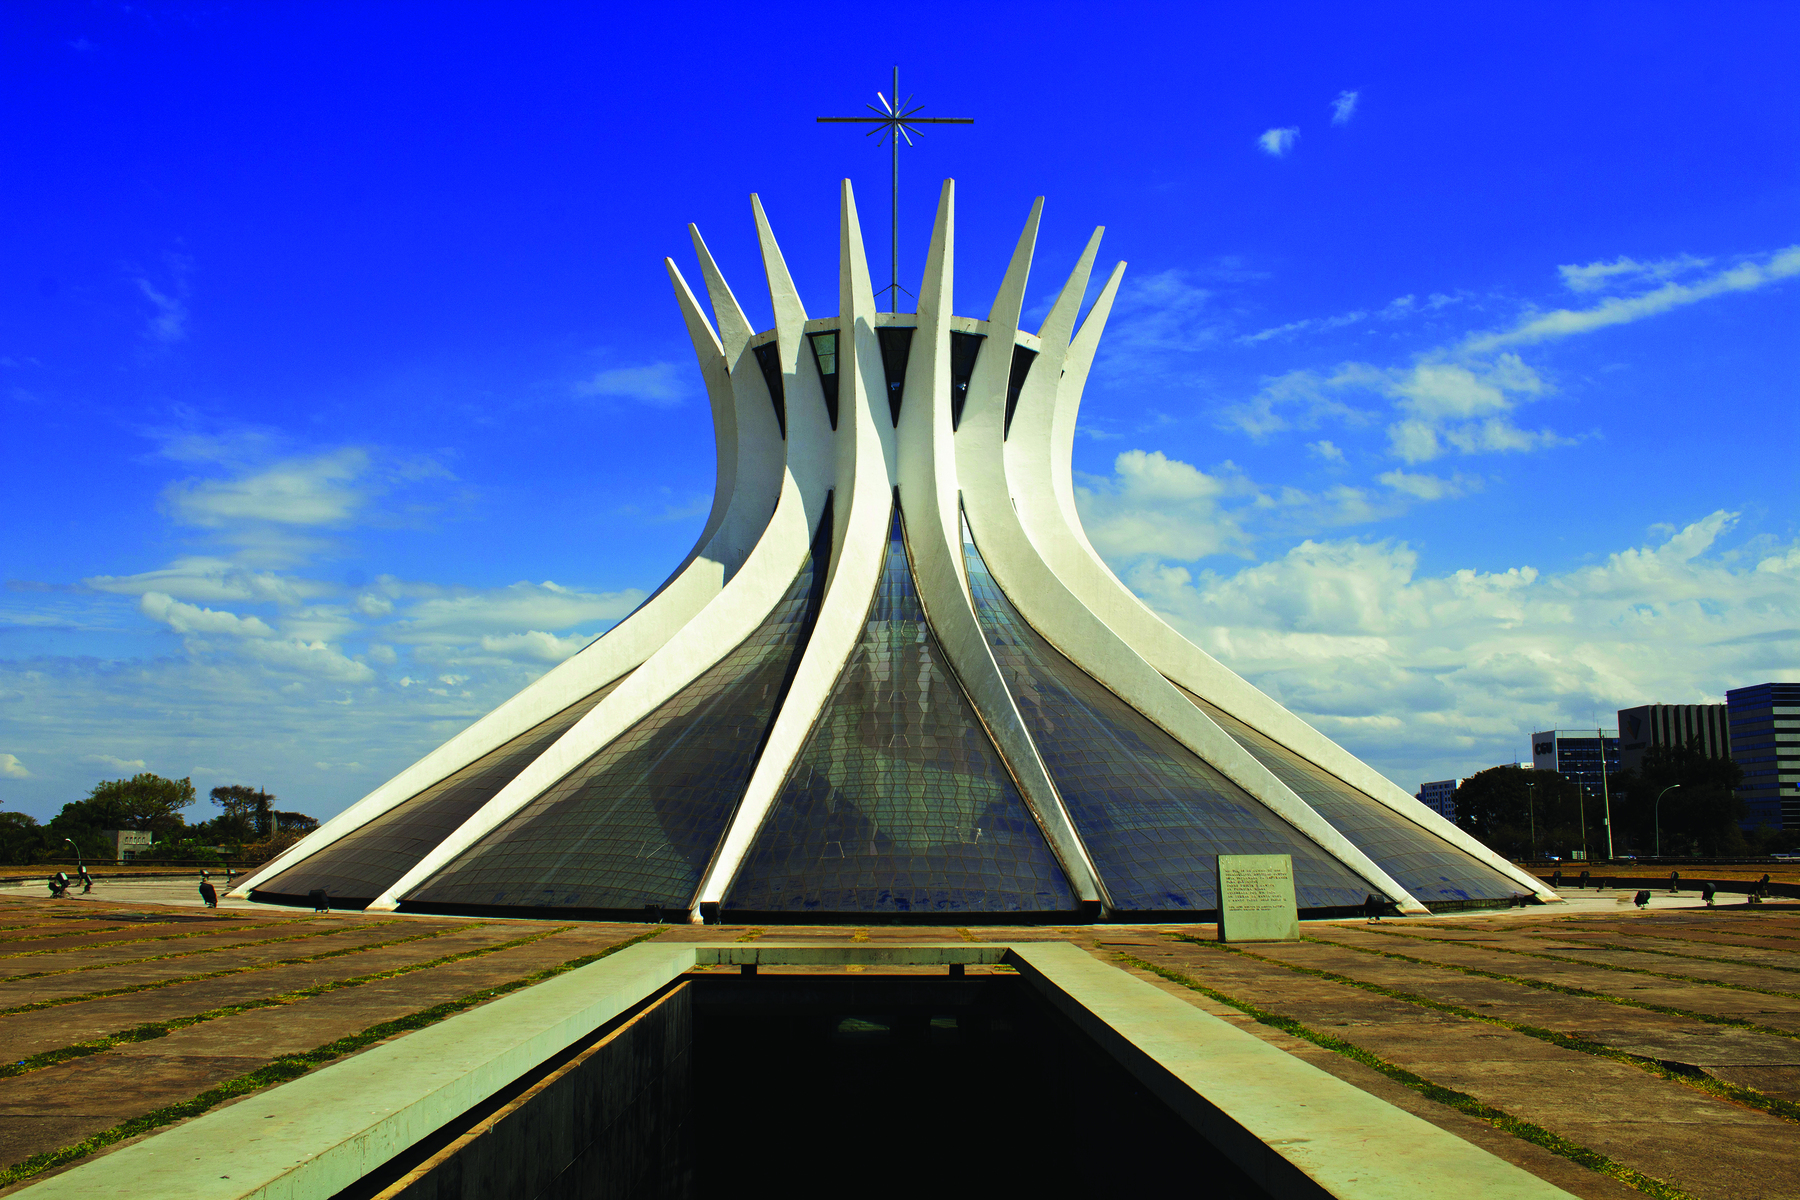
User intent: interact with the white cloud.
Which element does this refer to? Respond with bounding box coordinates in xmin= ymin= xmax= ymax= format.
xmin=479 ymin=630 xmax=593 ymax=662
xmin=162 ymin=447 xmax=375 ymax=528
xmin=387 ymin=580 xmax=643 ymax=646
xmin=136 ymin=277 xmax=188 ymax=343
xmin=1330 ymin=90 xmax=1359 ymax=126
xmin=1127 ymin=511 xmax=1800 ymax=787
xmin=1383 ymin=353 xmax=1565 ymax=463
xmin=1102 ymin=269 xmax=1220 ymax=360
xmin=240 ymin=637 xmax=375 ymax=682
xmin=1224 ymin=353 xmax=1563 ymax=464
xmin=84 ymin=754 xmax=147 ymax=773
xmin=1307 ymin=440 xmax=1345 ymax=463
xmin=0 ymin=754 xmax=31 ymax=780
xmin=1464 ymin=246 xmax=1800 ymax=353
xmin=576 ymin=362 xmax=689 ymax=406
xmin=1220 ymin=364 xmax=1383 ymax=438
xmin=1258 ymin=127 xmax=1299 ymax=157
xmin=1376 ymin=470 xmax=1476 ymax=501
xmin=140 ymin=592 xmax=277 ymax=638
xmin=1557 ymin=254 xmax=1710 ymax=293
xmin=1075 ymin=448 xmax=1463 ymax=563
xmin=87 ymin=557 xmax=328 ymax=605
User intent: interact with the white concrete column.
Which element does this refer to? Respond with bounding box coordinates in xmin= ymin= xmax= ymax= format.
xmin=690 ymin=181 xmax=899 ymax=915
xmin=957 ymin=205 xmax=1427 ymax=914
xmin=1010 ymin=262 xmax=1555 ymax=902
xmin=890 ymin=180 xmax=1107 ymax=910
xmin=231 ymin=255 xmax=783 ymax=901
xmin=362 ymin=206 xmax=837 ymax=913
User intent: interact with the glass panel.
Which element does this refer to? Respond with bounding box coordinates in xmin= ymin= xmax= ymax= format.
xmin=1179 ymin=690 xmax=1523 ymax=904
xmin=876 ymin=326 xmax=914 ymax=427
xmin=1003 ymin=345 xmax=1038 ymax=439
xmin=253 ymin=671 xmax=633 ymax=904
xmin=404 ymin=500 xmax=833 ymax=913
xmin=752 ymin=341 xmax=786 ymax=438
xmin=807 ymin=331 xmax=839 ymax=430
xmin=949 ymin=330 xmax=984 ymax=430
xmin=726 ymin=507 xmax=1074 ymax=915
xmin=962 ymin=522 xmax=1375 ymax=912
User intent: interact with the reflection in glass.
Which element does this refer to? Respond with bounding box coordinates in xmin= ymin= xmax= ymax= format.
xmin=962 ymin=523 xmax=1373 ymax=912
xmin=752 ymin=341 xmax=786 ymax=438
xmin=1179 ymin=690 xmax=1523 ymax=904
xmin=1003 ymin=345 xmax=1037 ymax=438
xmin=807 ymin=331 xmax=839 ymax=429
xmin=254 ymin=671 xmax=633 ymax=905
xmin=727 ymin=508 xmax=1074 ymax=915
xmin=949 ymin=330 xmax=984 ymax=430
xmin=404 ymin=501 xmax=833 ymax=913
xmin=876 ymin=326 xmax=913 ymax=427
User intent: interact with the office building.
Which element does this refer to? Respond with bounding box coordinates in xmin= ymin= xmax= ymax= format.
xmin=1416 ymin=779 xmax=1459 ymax=821
xmin=1727 ymin=682 xmax=1800 ymax=830
xmin=1615 ymin=704 xmax=1731 ymax=773
xmin=1530 ymin=729 xmax=1620 ymax=803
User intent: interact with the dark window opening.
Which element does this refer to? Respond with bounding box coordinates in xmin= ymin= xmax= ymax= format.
xmin=876 ymin=326 xmax=914 ymax=427
xmin=1003 ymin=345 xmax=1039 ymax=440
xmin=948 ymin=331 xmax=984 ymax=430
xmin=752 ymin=342 xmax=787 ymax=439
xmin=807 ymin=331 xmax=840 ymax=430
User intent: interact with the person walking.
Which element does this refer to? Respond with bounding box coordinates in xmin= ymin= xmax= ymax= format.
xmin=198 ymin=871 xmax=218 ymax=909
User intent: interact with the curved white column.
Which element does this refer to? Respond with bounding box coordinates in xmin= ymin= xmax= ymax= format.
xmin=363 ymin=213 xmax=836 ymax=912
xmin=893 ymin=180 xmax=1106 ymax=909
xmin=233 ymin=257 xmax=782 ymax=900
xmin=1010 ymin=258 xmax=1555 ymax=903
xmin=692 ymin=181 xmax=899 ymax=914
xmin=957 ymin=205 xmax=1428 ymax=914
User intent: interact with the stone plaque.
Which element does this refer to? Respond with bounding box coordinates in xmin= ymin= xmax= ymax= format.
xmin=1216 ymin=854 xmax=1299 ymax=943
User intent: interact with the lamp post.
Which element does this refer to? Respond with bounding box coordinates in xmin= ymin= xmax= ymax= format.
xmin=1598 ymin=728 xmax=1616 ymax=861
xmin=1525 ymin=779 xmax=1537 ymax=860
xmin=62 ymin=838 xmax=81 ymax=876
xmin=1571 ymin=776 xmax=1589 ymax=862
xmin=1654 ymin=784 xmax=1682 ymax=857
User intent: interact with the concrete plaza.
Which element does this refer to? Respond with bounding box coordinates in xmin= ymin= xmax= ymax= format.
xmin=0 ymin=880 xmax=1793 ymax=1198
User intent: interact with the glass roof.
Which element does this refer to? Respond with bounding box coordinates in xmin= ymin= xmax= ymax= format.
xmin=1179 ymin=689 xmax=1523 ymax=904
xmin=726 ymin=506 xmax=1075 ymax=915
xmin=402 ymin=500 xmax=833 ymax=913
xmin=252 ymin=671 xmax=630 ymax=903
xmin=962 ymin=524 xmax=1375 ymax=912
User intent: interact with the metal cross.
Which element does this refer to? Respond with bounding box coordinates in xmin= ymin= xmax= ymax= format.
xmin=817 ymin=68 xmax=973 ymax=312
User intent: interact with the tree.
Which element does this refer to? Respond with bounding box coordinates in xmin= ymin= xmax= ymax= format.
xmin=274 ymin=811 xmax=319 ymax=834
xmin=48 ymin=773 xmax=195 ymax=850
xmin=205 ymin=785 xmax=276 ymax=841
xmin=1610 ymin=738 xmax=1746 ymax=856
xmin=0 ymin=813 xmax=51 ymax=865
xmin=1454 ymin=766 xmax=1584 ymax=858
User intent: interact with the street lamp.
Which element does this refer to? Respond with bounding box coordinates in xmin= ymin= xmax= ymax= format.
xmin=1525 ymin=779 xmax=1537 ymax=860
xmin=1598 ymin=728 xmax=1616 ymax=860
xmin=62 ymin=838 xmax=82 ymax=876
xmin=1654 ymin=785 xmax=1682 ymax=857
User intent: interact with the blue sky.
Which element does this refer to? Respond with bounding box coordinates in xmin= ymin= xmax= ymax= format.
xmin=3 ymin=2 xmax=1796 ymax=822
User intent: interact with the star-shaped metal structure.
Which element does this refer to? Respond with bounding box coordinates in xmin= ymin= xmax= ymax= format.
xmin=818 ymin=68 xmax=973 ymax=311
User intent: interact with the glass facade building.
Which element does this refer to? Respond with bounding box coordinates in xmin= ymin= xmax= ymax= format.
xmin=1727 ymin=683 xmax=1800 ymax=830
